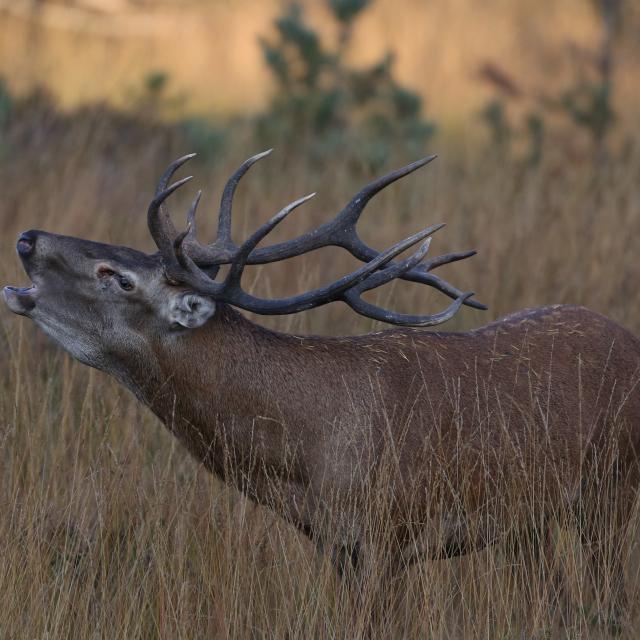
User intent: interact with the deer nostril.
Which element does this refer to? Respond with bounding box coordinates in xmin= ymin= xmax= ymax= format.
xmin=16 ymin=231 xmax=36 ymax=257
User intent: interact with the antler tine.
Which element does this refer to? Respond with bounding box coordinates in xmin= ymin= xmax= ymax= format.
xmin=173 ymin=190 xmax=202 ymax=273
xmin=186 ymin=190 xmax=202 ymax=237
xmin=350 ymin=238 xmax=433 ymax=294
xmin=179 ymin=149 xmax=274 ymax=266
xmin=218 ymin=149 xmax=273 ymax=244
xmin=219 ymin=226 xmax=437 ymax=316
xmin=402 ymin=249 xmax=488 ymax=310
xmin=156 ymin=153 xmax=197 ymax=195
xmin=333 ymin=154 xmax=438 ymax=230
xmin=167 ymin=189 xmax=234 ymax=288
xmin=402 ymin=270 xmax=485 ymax=309
xmin=343 ymin=290 xmax=475 ymax=327
xmin=150 ymin=153 xmax=197 ymax=246
xmin=336 ymin=240 xmax=477 ymax=325
xmin=225 ymin=193 xmax=316 ymax=289
xmin=168 ymin=189 xmax=316 ymax=296
xmin=422 ymin=250 xmax=477 ymax=272
xmin=148 ymin=173 xmax=194 ymax=258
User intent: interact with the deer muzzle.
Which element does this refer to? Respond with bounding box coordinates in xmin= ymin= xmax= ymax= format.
xmin=16 ymin=230 xmax=37 ymax=257
xmin=3 ymin=230 xmax=40 ymax=315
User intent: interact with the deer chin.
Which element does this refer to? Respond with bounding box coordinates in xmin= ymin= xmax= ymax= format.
xmin=3 ymin=284 xmax=37 ymax=316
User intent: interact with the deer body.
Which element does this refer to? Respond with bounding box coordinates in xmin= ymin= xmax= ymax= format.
xmin=4 ymin=152 xmax=639 ymax=623
xmin=113 ymin=301 xmax=640 ymax=564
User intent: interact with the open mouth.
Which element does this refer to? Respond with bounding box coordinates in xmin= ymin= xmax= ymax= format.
xmin=3 ymin=284 xmax=37 ymax=314
xmin=5 ymin=285 xmax=35 ymax=295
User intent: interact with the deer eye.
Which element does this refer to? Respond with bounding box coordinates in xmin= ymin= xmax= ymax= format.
xmin=117 ymin=275 xmax=134 ymax=291
xmin=97 ymin=266 xmax=134 ymax=291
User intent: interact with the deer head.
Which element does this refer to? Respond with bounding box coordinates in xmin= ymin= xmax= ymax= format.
xmin=3 ymin=151 xmax=483 ymax=372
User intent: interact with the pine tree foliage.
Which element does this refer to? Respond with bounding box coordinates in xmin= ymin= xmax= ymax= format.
xmin=256 ymin=1 xmax=435 ymax=167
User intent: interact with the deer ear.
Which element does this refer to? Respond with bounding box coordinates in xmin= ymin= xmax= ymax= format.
xmin=168 ymin=293 xmax=216 ymax=329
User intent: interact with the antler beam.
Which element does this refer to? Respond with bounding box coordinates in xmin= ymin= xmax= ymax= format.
xmin=148 ymin=152 xmax=485 ymax=326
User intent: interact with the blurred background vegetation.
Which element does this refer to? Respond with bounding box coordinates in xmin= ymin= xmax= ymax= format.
xmin=1 ymin=1 xmax=640 ymax=637
xmin=1 ymin=0 xmax=638 ymax=161
xmin=0 ymin=0 xmax=639 ymax=334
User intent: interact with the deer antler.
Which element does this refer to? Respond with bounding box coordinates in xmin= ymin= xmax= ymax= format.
xmin=147 ymin=152 xmax=483 ymax=326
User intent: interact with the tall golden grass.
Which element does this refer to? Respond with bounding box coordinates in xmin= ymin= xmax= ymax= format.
xmin=1 ymin=96 xmax=640 ymax=637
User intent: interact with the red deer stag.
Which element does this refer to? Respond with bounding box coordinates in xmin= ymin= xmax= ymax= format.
xmin=4 ymin=151 xmax=640 ymax=626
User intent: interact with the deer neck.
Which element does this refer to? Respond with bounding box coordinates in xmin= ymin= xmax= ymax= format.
xmin=118 ymin=305 xmax=267 ymax=417
xmin=114 ymin=304 xmax=306 ymax=479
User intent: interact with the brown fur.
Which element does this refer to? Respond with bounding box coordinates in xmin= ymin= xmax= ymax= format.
xmin=123 ymin=303 xmax=640 ymax=562
xmin=5 ymin=229 xmax=640 ymax=625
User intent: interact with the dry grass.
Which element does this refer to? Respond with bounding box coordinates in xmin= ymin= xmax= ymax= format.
xmin=1 ymin=97 xmax=640 ymax=638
